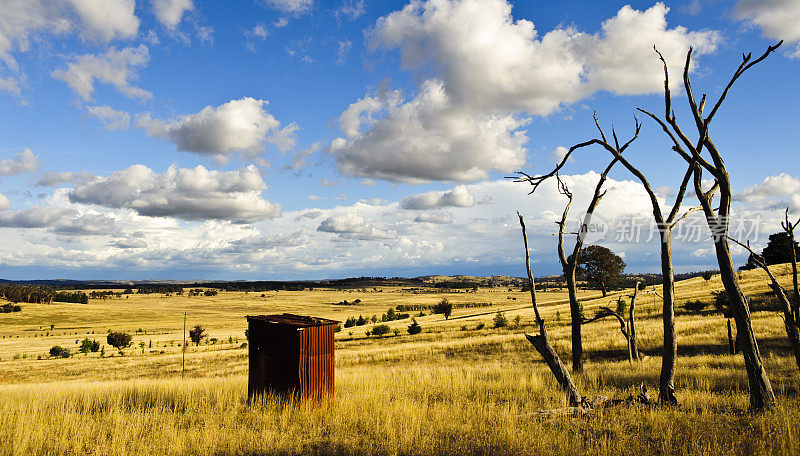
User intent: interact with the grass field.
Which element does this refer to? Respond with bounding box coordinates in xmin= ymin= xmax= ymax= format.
xmin=1 ymin=266 xmax=799 ymax=455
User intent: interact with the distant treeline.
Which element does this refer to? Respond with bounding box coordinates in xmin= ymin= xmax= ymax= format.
xmin=0 ymin=285 xmax=88 ymax=304
xmin=136 ymin=285 xmax=185 ymax=294
xmin=395 ymin=302 xmax=493 ymax=312
xmin=433 ymin=281 xmax=480 ymax=289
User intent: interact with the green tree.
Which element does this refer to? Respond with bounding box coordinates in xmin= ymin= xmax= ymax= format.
xmin=407 ymin=318 xmax=422 ymax=335
xmin=78 ymin=337 xmax=99 ymax=354
xmin=189 ymin=324 xmax=206 ymax=346
xmin=371 ymin=324 xmax=391 ymax=337
xmin=573 ymin=245 xmax=626 ymax=297
xmin=107 ymin=332 xmax=132 ymax=353
xmin=760 ymin=232 xmax=800 ymax=266
xmin=433 ymin=298 xmax=453 ymax=320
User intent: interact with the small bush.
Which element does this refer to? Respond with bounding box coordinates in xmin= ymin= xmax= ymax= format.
xmin=476 ymin=322 xmax=486 ymax=330
xmin=407 ymin=319 xmax=422 ymax=335
xmin=684 ymin=300 xmax=707 ymax=313
xmin=493 ymin=312 xmax=508 ymax=328
xmin=371 ymin=324 xmax=391 ymax=337
xmin=712 ymin=290 xmax=731 ymax=316
xmin=344 ymin=317 xmax=357 ymax=328
xmin=49 ymin=346 xmax=71 ymax=358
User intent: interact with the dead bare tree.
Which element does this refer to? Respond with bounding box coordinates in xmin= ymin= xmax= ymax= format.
xmin=728 ymin=236 xmax=800 ymax=372
xmin=514 ymin=118 xmax=639 ymax=373
xmin=514 ymin=111 xmax=696 ymax=403
xmin=555 ymin=158 xmax=620 ymax=373
xmin=582 ymin=306 xmax=633 ymax=363
xmin=638 ymin=42 xmax=783 ymax=410
xmin=518 ymin=212 xmax=583 ymax=407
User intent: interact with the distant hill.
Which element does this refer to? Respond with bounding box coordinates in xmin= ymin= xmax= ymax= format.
xmin=0 ymin=270 xmax=720 ymax=292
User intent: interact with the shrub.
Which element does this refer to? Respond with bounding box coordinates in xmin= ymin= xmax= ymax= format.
xmin=513 ymin=315 xmax=522 ymax=327
xmin=713 ymin=291 xmax=730 ymax=316
xmin=407 ymin=319 xmax=422 ymax=335
xmin=49 ymin=346 xmax=71 ymax=358
xmin=203 ymin=290 xmax=218 ymax=296
xmin=189 ymin=324 xmax=206 ymax=346
xmin=684 ymin=300 xmax=707 ymax=313
xmin=433 ymin=298 xmax=453 ymax=320
xmin=616 ymin=298 xmax=627 ymax=315
xmin=79 ymin=338 xmax=100 ymax=353
xmin=393 ymin=328 xmax=400 ymax=336
xmin=476 ymin=322 xmax=486 ymax=330
xmin=493 ymin=312 xmax=508 ymax=328
xmin=371 ymin=324 xmax=391 ymax=337
xmin=344 ymin=317 xmax=357 ymax=328
xmin=356 ymin=315 xmax=367 ymax=326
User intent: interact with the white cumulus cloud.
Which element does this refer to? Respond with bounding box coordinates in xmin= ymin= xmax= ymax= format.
xmin=0 ymin=149 xmax=38 ymax=177
xmin=86 ymin=105 xmax=131 ymax=130
xmin=69 ymin=164 xmax=281 ymax=223
xmin=51 ymin=45 xmax=151 ymax=101
xmin=137 ymin=97 xmax=297 ymax=158
xmin=736 ymin=0 xmax=800 ymax=58
xmin=734 ymin=173 xmax=800 ymax=203
xmin=414 ymin=211 xmax=453 ymax=224
xmin=317 ymin=213 xmax=396 ymax=240
xmin=264 ymin=0 xmax=313 ymax=15
xmin=331 ymin=0 xmax=719 ymax=183
xmin=400 ymin=185 xmax=476 ymax=210
xmin=151 ymin=0 xmax=194 ymax=29
xmin=67 ymin=0 xmax=139 ymax=42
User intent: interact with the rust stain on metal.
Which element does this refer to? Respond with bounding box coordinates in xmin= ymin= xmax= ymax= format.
xmin=247 ymin=313 xmax=337 ymax=402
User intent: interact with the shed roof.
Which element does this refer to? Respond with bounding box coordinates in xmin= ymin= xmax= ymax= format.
xmin=247 ymin=313 xmax=339 ymax=327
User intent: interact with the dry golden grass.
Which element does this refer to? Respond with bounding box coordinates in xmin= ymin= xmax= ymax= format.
xmin=1 ymin=265 xmax=799 ymax=455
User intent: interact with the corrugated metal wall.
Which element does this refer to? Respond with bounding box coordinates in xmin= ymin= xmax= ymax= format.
xmin=298 ymin=324 xmax=335 ymax=400
xmin=248 ymin=318 xmax=335 ymax=402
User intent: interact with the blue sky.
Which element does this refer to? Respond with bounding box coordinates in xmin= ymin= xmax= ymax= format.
xmin=0 ymin=0 xmax=798 ymax=280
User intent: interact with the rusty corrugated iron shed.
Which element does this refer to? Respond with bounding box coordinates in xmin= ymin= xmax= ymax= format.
xmin=247 ymin=313 xmax=338 ymax=401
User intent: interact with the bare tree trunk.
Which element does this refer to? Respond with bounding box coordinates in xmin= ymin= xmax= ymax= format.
xmin=525 ymin=327 xmax=582 ymax=407
xmin=714 ymin=239 xmax=775 ymax=409
xmin=600 ymin=281 xmax=607 ymax=297
xmin=566 ymin=270 xmax=584 ymax=373
xmin=729 ymin=236 xmax=800 ymax=372
xmin=518 ymin=212 xmax=583 ymax=407
xmin=770 ymin=283 xmax=800 ymax=371
xmin=658 ymin=231 xmax=678 ymax=404
xmin=727 ymin=319 xmax=736 ymax=355
xmin=629 ymin=282 xmax=640 ymax=361
xmin=636 ymin=41 xmax=781 ymax=410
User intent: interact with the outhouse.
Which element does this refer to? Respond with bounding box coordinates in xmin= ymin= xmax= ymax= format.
xmin=246 ymin=313 xmax=338 ymax=401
